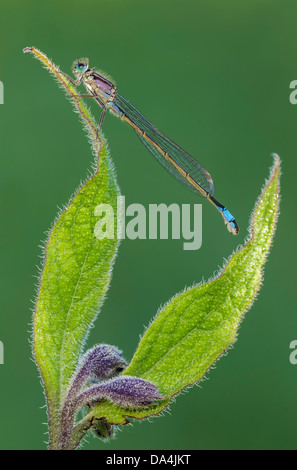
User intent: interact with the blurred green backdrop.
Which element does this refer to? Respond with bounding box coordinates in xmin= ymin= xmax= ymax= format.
xmin=0 ymin=0 xmax=296 ymax=450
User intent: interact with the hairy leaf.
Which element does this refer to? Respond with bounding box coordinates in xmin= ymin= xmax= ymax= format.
xmin=80 ymin=155 xmax=280 ymax=430
xmin=24 ymin=47 xmax=120 ymax=447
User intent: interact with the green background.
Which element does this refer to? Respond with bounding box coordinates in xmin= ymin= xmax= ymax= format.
xmin=0 ymin=0 xmax=295 ymax=450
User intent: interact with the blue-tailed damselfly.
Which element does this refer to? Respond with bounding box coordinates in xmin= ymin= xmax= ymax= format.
xmin=63 ymin=59 xmax=239 ymax=235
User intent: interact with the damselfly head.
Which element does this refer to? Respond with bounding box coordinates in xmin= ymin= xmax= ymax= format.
xmin=73 ymin=59 xmax=89 ymax=74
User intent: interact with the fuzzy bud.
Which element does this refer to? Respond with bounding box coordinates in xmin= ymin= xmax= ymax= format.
xmin=76 ymin=375 xmax=164 ymax=410
xmin=78 ymin=344 xmax=127 ymax=381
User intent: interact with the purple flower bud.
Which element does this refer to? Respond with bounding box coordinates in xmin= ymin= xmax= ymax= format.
xmin=76 ymin=376 xmax=164 ymax=410
xmin=101 ymin=376 xmax=164 ymax=408
xmin=78 ymin=344 xmax=127 ymax=381
xmin=65 ymin=345 xmax=127 ymax=403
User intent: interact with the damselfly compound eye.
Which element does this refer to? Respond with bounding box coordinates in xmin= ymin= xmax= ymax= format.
xmin=73 ymin=61 xmax=88 ymax=73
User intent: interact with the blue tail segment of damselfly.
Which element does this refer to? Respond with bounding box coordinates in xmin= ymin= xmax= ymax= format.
xmin=63 ymin=59 xmax=239 ymax=235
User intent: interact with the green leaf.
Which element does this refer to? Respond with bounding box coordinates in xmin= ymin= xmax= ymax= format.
xmin=125 ymin=155 xmax=280 ymax=395
xmin=24 ymin=48 xmax=120 ymax=447
xmin=81 ymin=154 xmax=280 ymax=429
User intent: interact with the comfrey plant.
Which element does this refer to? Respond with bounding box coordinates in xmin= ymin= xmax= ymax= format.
xmin=24 ymin=47 xmax=280 ymax=450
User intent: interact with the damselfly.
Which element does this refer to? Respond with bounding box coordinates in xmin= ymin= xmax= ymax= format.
xmin=63 ymin=59 xmax=239 ymax=235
